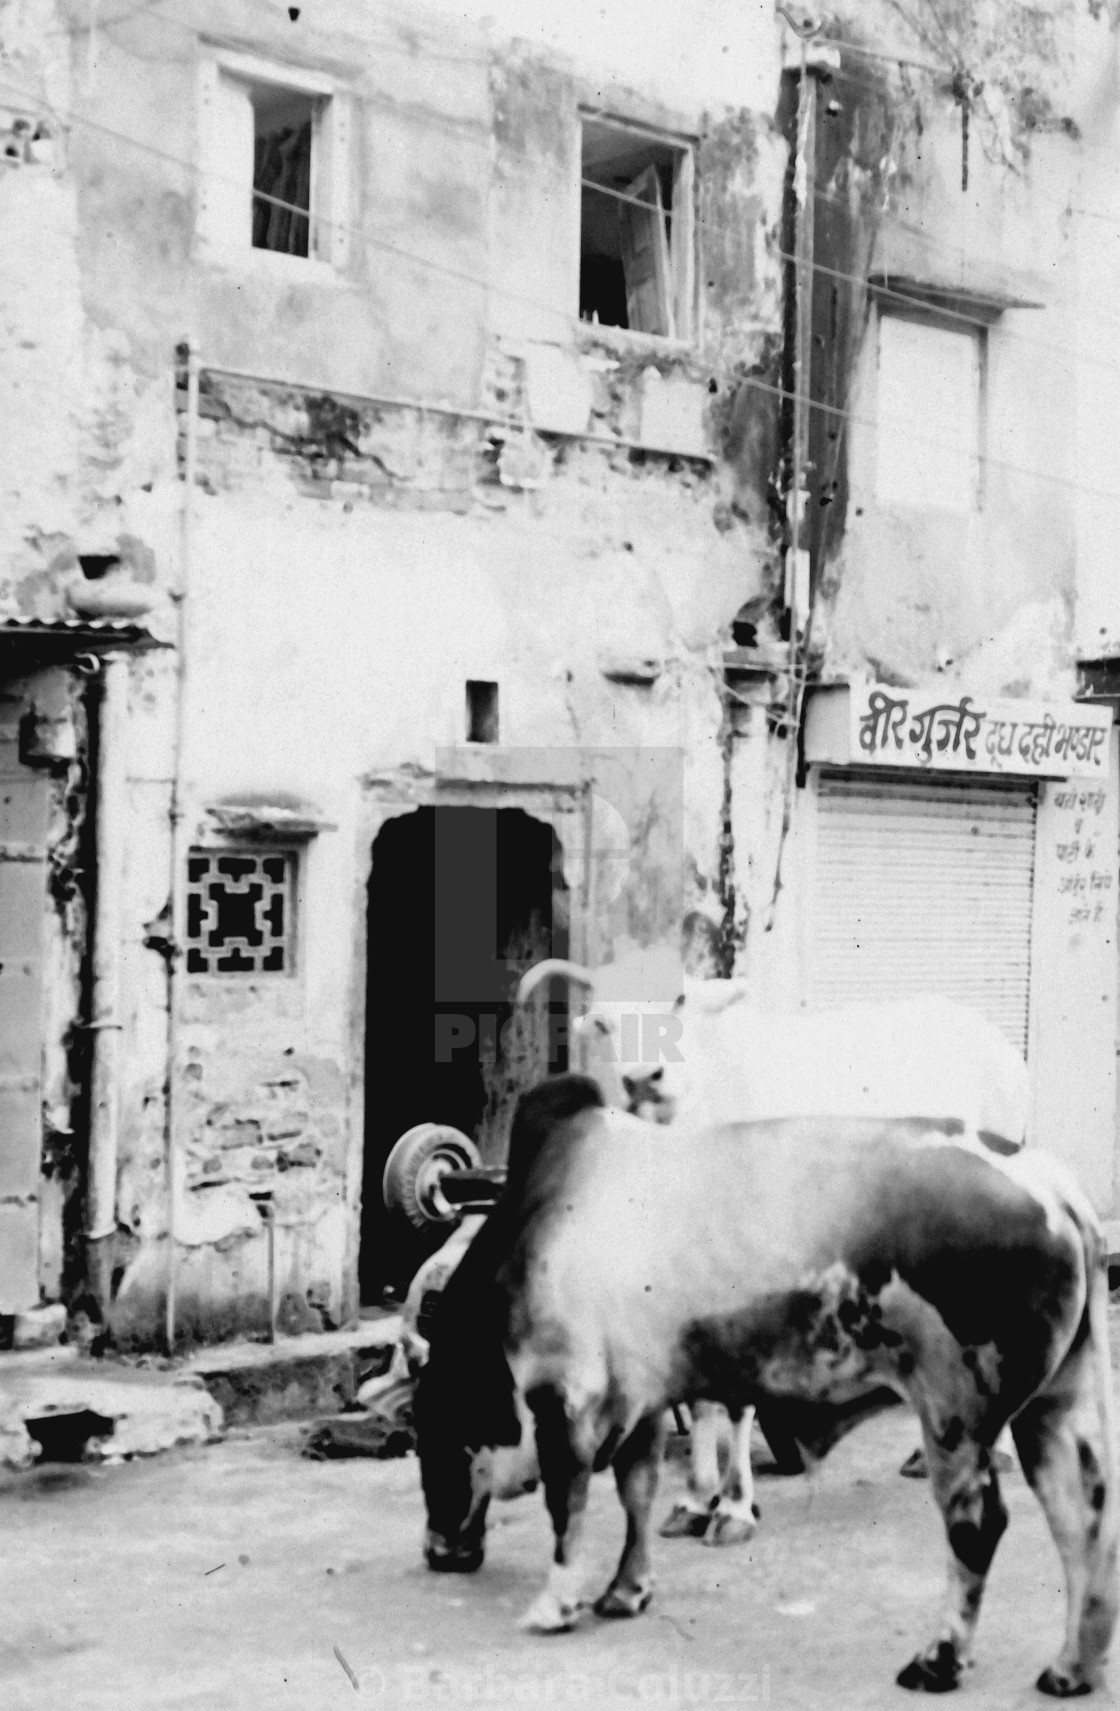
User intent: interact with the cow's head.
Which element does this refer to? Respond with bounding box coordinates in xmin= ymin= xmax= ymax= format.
xmin=416 ymin=1351 xmax=538 ymax=1571
xmin=416 ymin=1073 xmax=604 ymax=1571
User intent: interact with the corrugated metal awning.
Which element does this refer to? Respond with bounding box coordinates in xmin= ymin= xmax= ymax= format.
xmin=0 ymin=617 xmax=166 ymax=660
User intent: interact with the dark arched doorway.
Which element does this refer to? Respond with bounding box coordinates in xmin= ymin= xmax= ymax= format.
xmin=360 ymin=806 xmax=568 ymax=1302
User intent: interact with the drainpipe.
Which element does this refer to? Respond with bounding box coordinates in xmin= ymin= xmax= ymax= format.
xmin=164 ymin=337 xmax=199 ymax=1352
xmin=766 ymin=10 xmax=823 ymax=930
xmin=86 ymin=650 xmax=130 ymax=1313
xmin=785 ymin=14 xmax=819 ymax=637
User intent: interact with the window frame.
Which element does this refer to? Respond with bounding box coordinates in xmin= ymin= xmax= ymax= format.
xmin=577 ymin=108 xmax=697 ymax=346
xmin=871 ymin=301 xmax=989 ymax=515
xmin=196 ymin=47 xmax=350 ymax=277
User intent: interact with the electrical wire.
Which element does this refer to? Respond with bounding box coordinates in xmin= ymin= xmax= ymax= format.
xmin=2 ymin=59 xmax=1120 ymax=499
xmin=52 ymin=0 xmax=1120 ymax=241
xmin=820 ymin=31 xmax=950 ymax=80
xmin=55 ymin=0 xmax=173 ymax=34
xmin=583 ymin=175 xmax=1119 ymax=381
xmin=823 ymin=47 xmax=1120 ymax=186
xmin=734 ymin=370 xmax=1120 ymax=504
xmin=2 ymin=59 xmax=1110 ymax=365
xmin=48 ymin=0 xmax=492 ymax=63
xmin=0 ymin=73 xmax=562 ymax=321
xmin=51 ymin=0 xmax=1120 ymax=240
xmin=5 ymin=51 xmax=1108 ymax=361
xmin=826 ymin=42 xmax=1120 ymax=172
xmin=24 ymin=6 xmax=1120 ymax=311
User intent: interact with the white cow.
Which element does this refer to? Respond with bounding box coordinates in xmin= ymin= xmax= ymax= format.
xmin=518 ymin=961 xmax=1031 ymax=1543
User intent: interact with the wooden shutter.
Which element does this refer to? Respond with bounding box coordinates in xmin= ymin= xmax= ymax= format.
xmin=810 ymin=773 xmax=1037 ymax=1055
xmin=619 ymin=165 xmax=673 ymax=337
xmin=197 ymin=62 xmax=254 ymax=253
xmin=315 ymin=93 xmax=350 ymax=269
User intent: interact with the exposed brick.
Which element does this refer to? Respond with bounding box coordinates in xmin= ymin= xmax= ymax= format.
xmin=278 ymin=1142 xmax=320 ymax=1169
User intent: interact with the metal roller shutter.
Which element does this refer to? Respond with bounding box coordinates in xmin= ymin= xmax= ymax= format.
xmin=810 ymin=772 xmax=1037 ymax=1055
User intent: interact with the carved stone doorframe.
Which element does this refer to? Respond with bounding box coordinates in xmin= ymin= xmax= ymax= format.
xmin=342 ymin=756 xmax=593 ymax=1297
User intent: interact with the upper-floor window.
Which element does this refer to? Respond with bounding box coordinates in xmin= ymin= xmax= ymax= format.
xmin=875 ymin=311 xmax=984 ymax=512
xmin=579 ymin=114 xmax=695 ymax=341
xmin=197 ymin=49 xmax=349 ymax=272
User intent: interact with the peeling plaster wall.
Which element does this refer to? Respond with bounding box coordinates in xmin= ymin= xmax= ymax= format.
xmin=7 ymin=0 xmax=1120 ymax=1339
xmin=1069 ymin=14 xmax=1120 ymax=658
xmin=822 ymin=127 xmax=1081 ymax=697
xmin=770 ymin=12 xmax=1120 ymax=1221
xmin=102 ymin=449 xmax=766 ymax=1344
xmin=0 ymin=0 xmax=789 ymax=1345
xmin=806 ymin=20 xmax=1105 ymax=700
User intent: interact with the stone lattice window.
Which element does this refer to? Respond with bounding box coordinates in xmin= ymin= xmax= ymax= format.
xmin=186 ymin=849 xmax=294 ymax=974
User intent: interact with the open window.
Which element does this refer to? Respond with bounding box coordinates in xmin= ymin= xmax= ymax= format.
xmin=197 ymin=50 xmax=349 ymax=270
xmin=250 ymin=83 xmax=314 ymax=256
xmin=580 ymin=115 xmax=695 ymax=340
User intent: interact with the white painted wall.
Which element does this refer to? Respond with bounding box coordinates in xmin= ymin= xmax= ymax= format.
xmin=1029 ymin=735 xmax=1120 ymax=1212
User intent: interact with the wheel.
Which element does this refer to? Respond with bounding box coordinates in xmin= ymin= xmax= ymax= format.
xmin=382 ymin=1124 xmax=481 ymax=1228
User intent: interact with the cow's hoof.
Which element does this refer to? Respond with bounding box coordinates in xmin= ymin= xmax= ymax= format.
xmin=702 ymin=1505 xmax=760 ymax=1546
xmin=1036 ymin=1665 xmax=1093 ymax=1698
xmin=897 ymin=1642 xmax=962 ymax=1693
xmin=519 ymin=1591 xmax=586 ymax=1634
xmin=594 ymin=1579 xmax=654 ymax=1619
xmin=899 ymin=1449 xmax=929 ymax=1480
xmin=426 ymin=1545 xmax=484 ymax=1574
xmin=659 ymin=1502 xmax=712 ymax=1539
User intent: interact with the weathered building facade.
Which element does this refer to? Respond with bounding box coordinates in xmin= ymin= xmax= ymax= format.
xmin=2 ymin=0 xmax=1119 ymax=1349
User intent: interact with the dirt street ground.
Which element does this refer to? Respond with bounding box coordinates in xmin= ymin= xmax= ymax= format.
xmin=0 ymin=1399 xmax=1107 ymax=1711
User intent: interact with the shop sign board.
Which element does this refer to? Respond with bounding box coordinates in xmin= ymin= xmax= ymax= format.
xmin=849 ymin=686 xmax=1112 ymax=779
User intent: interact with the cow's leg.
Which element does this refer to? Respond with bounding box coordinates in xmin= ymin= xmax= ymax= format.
xmin=520 ymin=1387 xmax=595 ymax=1634
xmin=660 ymin=1400 xmax=724 ymax=1538
xmin=596 ymin=1412 xmax=664 ymax=1618
xmin=901 ymin=1426 xmax=1017 ymax=1483
xmin=704 ymin=1406 xmax=761 ymax=1546
xmin=1010 ymin=1284 xmax=1118 ymax=1698
xmin=897 ymin=1425 xmax=1009 ymax=1693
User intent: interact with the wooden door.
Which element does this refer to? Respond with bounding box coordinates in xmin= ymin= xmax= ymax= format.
xmin=0 ymin=691 xmax=49 ymax=1313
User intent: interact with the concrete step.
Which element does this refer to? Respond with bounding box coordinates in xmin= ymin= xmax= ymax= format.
xmin=0 ymin=1314 xmax=404 ymax=1470
xmin=0 ymin=1346 xmax=222 ymax=1471
xmin=180 ymin=1315 xmax=403 ymax=1430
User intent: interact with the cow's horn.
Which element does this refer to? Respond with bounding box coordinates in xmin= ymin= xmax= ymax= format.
xmin=516 ymin=959 xmax=595 ymax=1005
